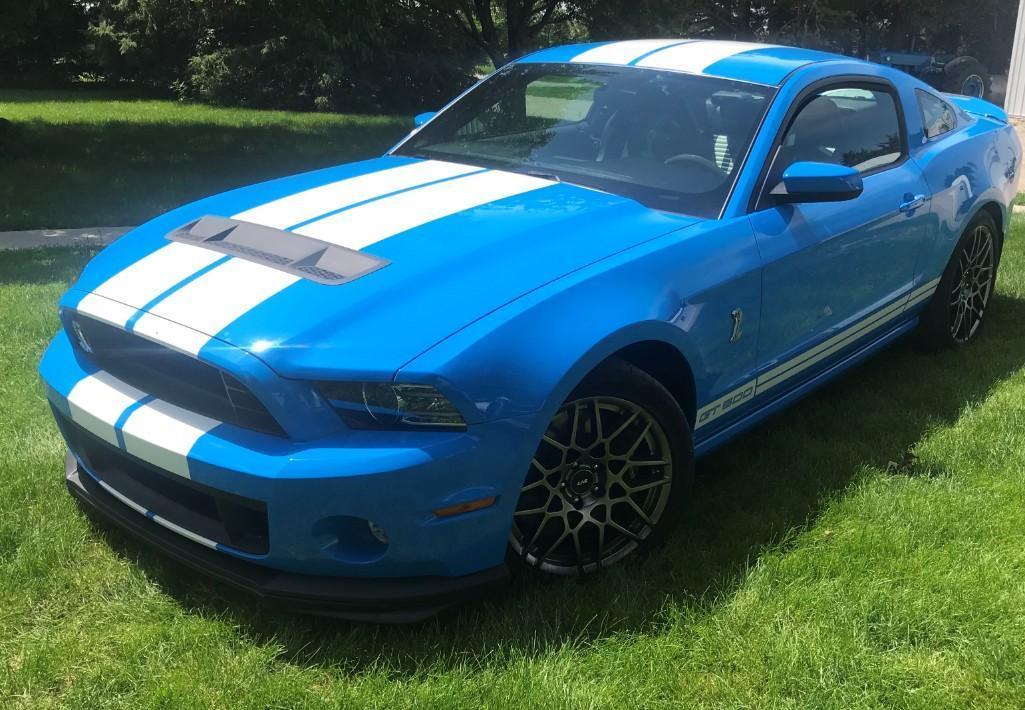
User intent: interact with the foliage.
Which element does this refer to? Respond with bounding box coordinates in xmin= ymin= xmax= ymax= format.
xmin=82 ymin=0 xmax=478 ymax=112
xmin=0 ymin=0 xmax=90 ymax=83
xmin=0 ymin=1 xmax=1019 ymax=112
xmin=405 ymin=0 xmax=584 ymax=66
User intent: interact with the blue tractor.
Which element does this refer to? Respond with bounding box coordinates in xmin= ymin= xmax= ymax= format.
xmin=871 ymin=50 xmax=990 ymax=98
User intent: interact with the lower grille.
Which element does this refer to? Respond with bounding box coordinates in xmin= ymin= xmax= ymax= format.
xmin=60 ymin=411 xmax=269 ymax=555
xmin=71 ymin=314 xmax=285 ymax=437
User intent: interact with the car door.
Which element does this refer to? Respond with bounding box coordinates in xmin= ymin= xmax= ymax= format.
xmin=748 ymin=80 xmax=934 ymax=398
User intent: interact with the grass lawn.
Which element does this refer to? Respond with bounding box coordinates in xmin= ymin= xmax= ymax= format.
xmin=0 ymin=89 xmax=409 ymax=231
xmin=2 ymin=231 xmax=1025 ymax=708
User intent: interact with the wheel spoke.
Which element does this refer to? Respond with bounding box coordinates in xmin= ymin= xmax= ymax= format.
xmin=607 ymin=518 xmax=643 ymax=542
xmin=622 ymin=496 xmax=655 ymax=526
xmin=605 ymin=410 xmax=639 ymax=445
xmin=542 ymin=434 xmax=568 ymax=453
xmin=539 ymin=526 xmax=571 ymax=562
xmin=623 ymin=476 xmax=671 ymax=494
xmin=569 ymin=402 xmax=583 ymax=450
xmin=618 ymin=421 xmax=653 ymax=461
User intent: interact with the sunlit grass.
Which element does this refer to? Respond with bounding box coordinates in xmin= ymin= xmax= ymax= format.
xmin=1 ymin=221 xmax=1024 ymax=707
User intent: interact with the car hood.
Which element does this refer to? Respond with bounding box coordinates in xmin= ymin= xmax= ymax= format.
xmin=68 ymin=155 xmax=698 ymax=378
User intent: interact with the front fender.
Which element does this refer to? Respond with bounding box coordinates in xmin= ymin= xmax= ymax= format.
xmin=398 ymin=217 xmax=763 ymax=435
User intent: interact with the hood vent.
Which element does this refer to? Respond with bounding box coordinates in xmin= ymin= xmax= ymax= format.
xmin=167 ymin=215 xmax=389 ymax=285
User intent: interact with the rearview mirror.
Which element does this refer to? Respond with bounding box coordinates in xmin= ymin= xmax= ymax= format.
xmin=770 ymin=161 xmax=863 ymax=203
xmin=413 ymin=111 xmax=437 ymax=128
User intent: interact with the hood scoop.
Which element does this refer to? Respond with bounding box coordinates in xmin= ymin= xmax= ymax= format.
xmin=167 ymin=215 xmax=389 ymax=285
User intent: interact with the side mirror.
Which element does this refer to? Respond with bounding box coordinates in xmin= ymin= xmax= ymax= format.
xmin=413 ymin=111 xmax=437 ymax=128
xmin=770 ymin=161 xmax=863 ymax=203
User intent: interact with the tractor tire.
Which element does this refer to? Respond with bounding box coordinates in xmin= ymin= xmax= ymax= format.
xmin=943 ymin=56 xmax=990 ymax=98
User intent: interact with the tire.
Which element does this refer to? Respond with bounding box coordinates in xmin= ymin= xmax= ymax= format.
xmin=918 ymin=211 xmax=1002 ymax=349
xmin=943 ymin=56 xmax=990 ymax=98
xmin=508 ymin=357 xmax=694 ymax=576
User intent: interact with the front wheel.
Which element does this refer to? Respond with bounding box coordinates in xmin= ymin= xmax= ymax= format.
xmin=918 ymin=211 xmax=1001 ymax=349
xmin=508 ymin=358 xmax=693 ymax=576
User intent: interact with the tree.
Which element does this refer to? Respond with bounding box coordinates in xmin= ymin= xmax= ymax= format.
xmin=0 ymin=0 xmax=89 ymax=82
xmin=408 ymin=0 xmax=579 ymax=66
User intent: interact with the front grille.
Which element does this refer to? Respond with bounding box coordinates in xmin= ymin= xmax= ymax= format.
xmin=71 ymin=314 xmax=285 ymax=437
xmin=61 ymin=412 xmax=270 ymax=555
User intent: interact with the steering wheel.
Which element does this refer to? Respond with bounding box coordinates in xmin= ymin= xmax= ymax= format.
xmin=663 ymin=153 xmax=728 ymax=190
xmin=664 ymin=153 xmax=724 ymax=174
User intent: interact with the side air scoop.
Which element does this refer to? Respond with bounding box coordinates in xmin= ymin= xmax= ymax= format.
xmin=168 ymin=216 xmax=389 ymax=286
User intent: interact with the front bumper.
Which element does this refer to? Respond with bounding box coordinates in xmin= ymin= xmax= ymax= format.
xmin=66 ymin=451 xmax=509 ymax=622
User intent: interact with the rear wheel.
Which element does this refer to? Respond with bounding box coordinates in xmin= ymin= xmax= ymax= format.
xmin=508 ymin=358 xmax=693 ymax=576
xmin=918 ymin=211 xmax=1001 ymax=348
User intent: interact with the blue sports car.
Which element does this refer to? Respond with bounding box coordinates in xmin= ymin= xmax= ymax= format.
xmin=41 ymin=39 xmax=1021 ymax=621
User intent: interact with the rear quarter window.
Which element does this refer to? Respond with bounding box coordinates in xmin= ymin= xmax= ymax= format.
xmin=917 ymin=90 xmax=957 ymax=140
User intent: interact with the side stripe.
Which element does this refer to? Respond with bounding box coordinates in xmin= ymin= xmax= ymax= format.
xmin=755 ymin=298 xmax=908 ymax=392
xmin=695 ymin=380 xmax=756 ymax=428
xmin=695 ymin=277 xmax=942 ymax=430
xmin=295 ymin=170 xmax=554 ymax=251
xmin=232 ymin=159 xmax=481 ymax=230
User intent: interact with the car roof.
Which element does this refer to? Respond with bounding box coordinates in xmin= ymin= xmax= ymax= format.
xmin=518 ymin=39 xmax=865 ymax=87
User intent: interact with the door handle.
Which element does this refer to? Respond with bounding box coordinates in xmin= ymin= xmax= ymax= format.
xmin=899 ymin=194 xmax=927 ymax=213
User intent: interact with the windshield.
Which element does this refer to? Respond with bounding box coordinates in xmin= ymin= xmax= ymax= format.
xmin=394 ymin=63 xmax=774 ymax=218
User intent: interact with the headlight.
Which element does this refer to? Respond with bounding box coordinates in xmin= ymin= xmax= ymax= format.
xmin=316 ymin=381 xmax=466 ymax=430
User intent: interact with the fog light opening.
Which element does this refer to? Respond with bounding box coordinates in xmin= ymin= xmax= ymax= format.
xmin=433 ymin=496 xmax=497 ymax=518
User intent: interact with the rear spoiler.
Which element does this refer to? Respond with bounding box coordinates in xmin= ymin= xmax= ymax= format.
xmin=944 ymin=94 xmax=1009 ymax=124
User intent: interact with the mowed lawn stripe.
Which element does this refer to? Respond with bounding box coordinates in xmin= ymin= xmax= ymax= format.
xmin=0 ymin=220 xmax=1024 ymax=708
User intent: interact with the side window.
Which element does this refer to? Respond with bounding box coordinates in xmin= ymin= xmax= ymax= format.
xmin=917 ymin=89 xmax=956 ymax=140
xmin=770 ymin=84 xmax=904 ymax=183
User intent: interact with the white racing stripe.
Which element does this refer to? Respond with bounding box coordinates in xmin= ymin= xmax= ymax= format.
xmin=66 ymin=372 xmax=147 ymax=446
xmin=120 ymin=397 xmax=220 ymax=479
xmin=570 ymin=39 xmax=688 ymax=66
xmin=232 ymin=159 xmax=481 ymax=230
xmin=130 ymin=259 xmax=300 ymax=355
xmin=636 ymin=41 xmax=771 ymax=74
xmin=295 ymin=170 xmax=554 ymax=250
xmin=74 ymin=293 xmax=138 ymax=329
xmin=84 ymin=242 xmax=225 ymax=321
xmin=79 ymin=167 xmax=551 ymax=355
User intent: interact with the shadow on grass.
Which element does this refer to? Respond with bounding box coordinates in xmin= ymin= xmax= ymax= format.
xmin=1 ymin=118 xmax=408 ymax=230
xmin=77 ymin=288 xmax=1025 ymax=676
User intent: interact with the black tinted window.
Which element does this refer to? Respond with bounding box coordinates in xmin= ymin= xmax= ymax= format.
xmin=917 ymin=90 xmax=956 ymax=139
xmin=774 ymin=86 xmax=903 ymax=177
